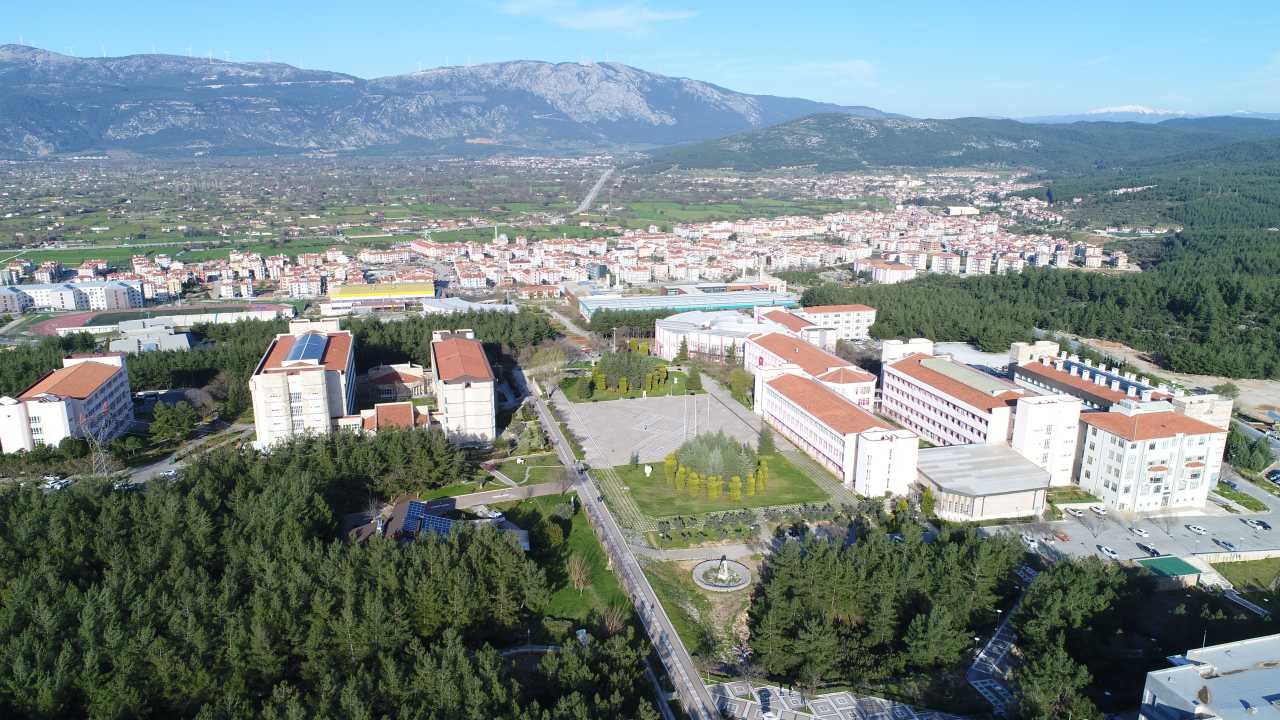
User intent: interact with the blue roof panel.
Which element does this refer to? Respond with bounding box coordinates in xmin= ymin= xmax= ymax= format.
xmin=285 ymin=333 xmax=328 ymax=362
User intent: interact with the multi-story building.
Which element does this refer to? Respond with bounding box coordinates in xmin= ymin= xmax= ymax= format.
xmin=653 ymin=310 xmax=794 ymax=362
xmin=930 ymin=253 xmax=962 ymax=274
xmin=744 ymin=331 xmax=876 ymax=407
xmin=0 ymin=352 xmax=134 ymax=453
xmin=1140 ymin=633 xmax=1280 ymax=720
xmin=753 ymin=308 xmax=837 ymax=352
xmin=250 ymin=320 xmax=356 ymax=447
xmin=1075 ymin=400 xmax=1227 ymax=511
xmin=793 ymin=304 xmax=877 ymax=341
xmin=965 ymin=254 xmax=992 ymax=275
xmin=0 ymin=281 xmax=142 ymax=311
xmin=754 ymin=365 xmax=918 ymax=497
xmin=430 ymin=330 xmax=496 ymax=447
xmin=1009 ymin=395 xmax=1082 ymax=486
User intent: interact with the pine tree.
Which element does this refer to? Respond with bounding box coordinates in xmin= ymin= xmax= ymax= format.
xmin=688 ymin=472 xmax=701 ymax=497
xmin=675 ymin=466 xmax=687 ymax=491
xmin=619 ymin=376 xmax=628 ymax=394
xmin=920 ymin=487 xmax=936 ymax=517
xmin=576 ymin=374 xmax=593 ymax=400
xmin=687 ymin=366 xmax=702 ymax=393
xmin=758 ymin=461 xmax=769 ymax=488
xmin=729 ymin=476 xmax=742 ymax=500
xmin=676 ymin=337 xmax=688 ymax=361
xmin=707 ymin=477 xmax=723 ymax=499
xmin=665 ymin=453 xmax=677 ymax=484
xmin=758 ymin=426 xmax=775 ymax=455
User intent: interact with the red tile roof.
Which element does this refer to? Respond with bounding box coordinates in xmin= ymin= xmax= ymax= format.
xmin=765 ymin=373 xmax=888 ymax=435
xmin=816 ymin=366 xmax=876 ymax=384
xmin=20 ymin=362 xmax=120 ymax=400
xmin=370 ymin=371 xmax=425 ymax=385
xmin=1082 ymin=411 xmax=1224 ymax=442
xmin=886 ymin=354 xmax=1022 ymax=412
xmin=1018 ymin=362 xmax=1170 ymax=404
xmin=258 ymin=331 xmax=353 ymax=374
xmin=761 ymin=310 xmax=814 ymax=333
xmin=432 ymin=336 xmax=493 ymax=382
xmin=751 ymin=332 xmax=853 ymax=378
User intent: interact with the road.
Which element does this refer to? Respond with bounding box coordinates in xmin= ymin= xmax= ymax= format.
xmin=571 ymin=167 xmax=615 ymax=216
xmin=1232 ymin=419 xmax=1280 ymax=458
xmin=547 ymin=308 xmax=589 ymax=337
xmin=534 ymin=389 xmax=717 ymax=720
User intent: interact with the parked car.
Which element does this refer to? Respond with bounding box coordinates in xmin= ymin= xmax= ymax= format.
xmin=1129 ymin=527 xmax=1150 ymax=538
xmin=1054 ymin=531 xmax=1072 ymax=542
xmin=1090 ymin=505 xmax=1107 ymax=516
xmin=1188 ymin=525 xmax=1208 ymax=535
xmin=1020 ymin=534 xmax=1037 ymax=549
xmin=1257 ymin=520 xmax=1272 ymax=530
xmin=1137 ymin=543 xmax=1161 ymax=557
xmin=1065 ymin=508 xmax=1084 ymax=518
xmin=1223 ymin=480 xmax=1240 ymax=490
xmin=1100 ymin=546 xmax=1120 ymax=560
xmin=1219 ymin=540 xmax=1238 ymax=552
xmin=160 ymin=469 xmax=178 ymax=478
xmin=1244 ymin=519 xmax=1263 ymax=530
xmin=41 ymin=474 xmax=62 ymax=483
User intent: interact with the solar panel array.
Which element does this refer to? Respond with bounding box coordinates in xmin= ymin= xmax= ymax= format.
xmin=285 ymin=333 xmax=328 ymax=363
xmin=402 ymin=501 xmax=454 ymax=537
xmin=921 ymin=358 xmax=1012 ymax=396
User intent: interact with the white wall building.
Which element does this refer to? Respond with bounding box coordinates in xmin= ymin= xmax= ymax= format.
xmin=754 ymin=365 xmax=918 ymax=497
xmin=1009 ymin=395 xmax=1082 ymax=486
xmin=793 ymin=304 xmax=877 ymax=341
xmin=430 ymin=330 xmax=496 ymax=446
xmin=744 ymin=331 xmax=875 ymax=407
xmin=1075 ymin=400 xmax=1227 ymax=512
xmin=0 ymin=353 xmax=134 ymax=453
xmin=881 ymin=349 xmax=1026 ymax=446
xmin=250 ymin=320 xmax=356 ymax=447
xmin=1 ymin=281 xmax=142 ymax=311
xmin=653 ymin=310 xmax=793 ymax=362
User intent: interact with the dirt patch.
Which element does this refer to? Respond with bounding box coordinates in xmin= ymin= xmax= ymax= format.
xmin=674 ymin=558 xmax=755 ymax=663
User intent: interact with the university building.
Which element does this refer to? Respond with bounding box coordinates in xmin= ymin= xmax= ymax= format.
xmin=0 ymin=352 xmax=134 ymax=453
xmin=430 ymin=330 xmax=496 ymax=447
xmin=249 ymin=320 xmax=357 ymax=446
xmin=743 ymin=331 xmax=876 ymax=408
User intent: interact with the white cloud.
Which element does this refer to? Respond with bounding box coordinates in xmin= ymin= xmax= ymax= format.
xmin=788 ymin=59 xmax=878 ymax=87
xmin=491 ymin=0 xmax=696 ymax=38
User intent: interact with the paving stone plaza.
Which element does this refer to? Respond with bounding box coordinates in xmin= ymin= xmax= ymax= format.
xmin=708 ymin=683 xmax=965 ymax=720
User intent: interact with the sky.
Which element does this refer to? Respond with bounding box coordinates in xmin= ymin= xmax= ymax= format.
xmin=6 ymin=0 xmax=1280 ymax=118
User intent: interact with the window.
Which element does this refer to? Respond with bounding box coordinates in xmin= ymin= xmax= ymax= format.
xmin=1178 ymin=481 xmax=1187 ymax=491
xmin=1141 ymin=485 xmax=1149 ymax=495
xmin=1199 ymin=437 xmax=1206 ymax=445
xmin=1148 ymin=442 xmax=1156 ymax=450
xmin=1046 ymin=424 xmax=1053 ymax=433
xmin=1091 ymin=427 xmax=1098 ymax=436
xmin=289 ymin=392 xmax=301 ymax=404
xmin=1041 ymin=453 xmax=1049 ymax=463
xmin=1045 ymin=439 xmax=1052 ymax=449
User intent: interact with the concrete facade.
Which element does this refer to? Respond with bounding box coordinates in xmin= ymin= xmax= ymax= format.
xmin=430 ymin=330 xmax=496 ymax=447
xmin=249 ymin=320 xmax=356 ymax=447
xmin=0 ymin=353 xmax=133 ymax=453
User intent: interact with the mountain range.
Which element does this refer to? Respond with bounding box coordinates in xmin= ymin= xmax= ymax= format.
xmin=0 ymin=45 xmax=902 ymax=158
xmin=1020 ymin=106 xmax=1280 ymax=124
xmin=631 ymin=114 xmax=1280 ymax=173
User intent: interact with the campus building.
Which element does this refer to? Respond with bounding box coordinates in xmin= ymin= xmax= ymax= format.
xmin=430 ymin=330 xmax=496 ymax=447
xmin=653 ymin=310 xmax=794 ymax=362
xmin=571 ymin=288 xmax=797 ymax=322
xmin=249 ymin=320 xmax=357 ymax=447
xmin=0 ymin=352 xmax=134 ymax=453
xmin=754 ymin=366 xmax=918 ymax=497
xmin=1140 ymin=633 xmax=1280 ymax=720
xmin=793 ymin=304 xmax=878 ymax=341
xmin=0 ymin=281 xmax=143 ymax=312
xmin=752 ymin=307 xmax=838 ymax=352
xmin=744 ymin=331 xmax=876 ymax=408
xmin=1075 ymin=400 xmax=1227 ymax=512
xmin=916 ymin=443 xmax=1052 ymax=522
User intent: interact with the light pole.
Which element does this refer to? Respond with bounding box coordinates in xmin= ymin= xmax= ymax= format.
xmin=612 ymin=327 xmax=617 ymax=353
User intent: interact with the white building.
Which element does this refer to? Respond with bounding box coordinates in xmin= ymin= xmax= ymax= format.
xmin=249 ymin=320 xmax=356 ymax=447
xmin=1009 ymin=395 xmax=1082 ymax=486
xmin=881 ymin=344 xmax=1025 ymax=445
xmin=653 ymin=310 xmax=793 ymax=362
xmin=793 ymin=304 xmax=877 ymax=341
xmin=1075 ymin=400 xmax=1227 ymax=512
xmin=1140 ymin=633 xmax=1280 ymax=720
xmin=744 ymin=331 xmax=875 ymax=408
xmin=754 ymin=365 xmax=918 ymax=497
xmin=0 ymin=352 xmax=134 ymax=453
xmin=0 ymin=281 xmax=142 ymax=311
xmin=931 ymin=254 xmax=962 ymax=275
xmin=430 ymin=329 xmax=496 ymax=446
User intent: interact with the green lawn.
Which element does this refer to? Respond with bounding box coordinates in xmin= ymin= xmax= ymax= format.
xmin=639 ymin=557 xmax=718 ymax=658
xmin=1046 ymin=485 xmax=1102 ymax=504
xmin=492 ymin=454 xmax=563 ymax=484
xmin=11 ymin=244 xmax=190 ymax=266
xmin=614 ymin=452 xmax=829 ymax=517
xmin=559 ymin=370 xmax=704 ymax=403
xmin=87 ymin=305 xmax=253 ymax=326
xmin=494 ymin=492 xmax=634 ymax=644
xmin=1215 ymin=482 xmax=1269 ymax=512
xmin=1210 ymin=557 xmax=1280 ymax=591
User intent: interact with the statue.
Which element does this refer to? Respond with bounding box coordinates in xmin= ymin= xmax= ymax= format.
xmin=644 ymin=465 xmax=652 ymax=478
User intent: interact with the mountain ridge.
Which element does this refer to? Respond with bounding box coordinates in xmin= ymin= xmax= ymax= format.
xmin=0 ymin=45 xmax=904 ymax=157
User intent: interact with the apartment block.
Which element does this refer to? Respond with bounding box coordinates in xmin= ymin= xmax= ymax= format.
xmin=1075 ymin=400 xmax=1227 ymax=512
xmin=0 ymin=281 xmax=142 ymax=312
xmin=250 ymin=320 xmax=356 ymax=447
xmin=793 ymin=304 xmax=877 ymax=341
xmin=0 ymin=353 xmax=134 ymax=453
xmin=430 ymin=330 xmax=496 ymax=446
xmin=930 ymin=253 xmax=962 ymax=274
xmin=754 ymin=366 xmax=918 ymax=497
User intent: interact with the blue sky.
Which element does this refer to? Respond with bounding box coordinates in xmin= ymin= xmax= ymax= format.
xmin=7 ymin=0 xmax=1280 ymax=118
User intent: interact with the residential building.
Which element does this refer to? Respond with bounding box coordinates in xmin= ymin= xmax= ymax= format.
xmin=1140 ymin=633 xmax=1280 ymax=720
xmin=1075 ymin=400 xmax=1227 ymax=511
xmin=0 ymin=352 xmax=134 ymax=453
xmin=754 ymin=366 xmax=918 ymax=497
xmin=430 ymin=330 xmax=496 ymax=447
xmin=518 ymin=285 xmax=563 ymax=300
xmin=916 ymin=444 xmax=1051 ymax=522
xmin=965 ymin=254 xmax=992 ymax=275
xmin=931 ymin=253 xmax=962 ymax=274
xmin=4 ymin=281 xmax=142 ymax=311
xmin=793 ymin=304 xmax=877 ymax=341
xmin=744 ymin=331 xmax=875 ymax=407
xmin=249 ymin=320 xmax=356 ymax=447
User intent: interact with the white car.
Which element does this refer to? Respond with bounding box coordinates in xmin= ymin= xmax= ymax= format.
xmin=1065 ymin=508 xmax=1084 ymax=518
xmin=160 ymin=469 xmax=178 ymax=478
xmin=1100 ymin=546 xmax=1120 ymax=560
xmin=1129 ymin=527 xmax=1150 ymax=538
xmin=1188 ymin=525 xmax=1208 ymax=535
xmin=1090 ymin=505 xmax=1107 ymax=516
xmin=1020 ymin=534 xmax=1038 ymax=549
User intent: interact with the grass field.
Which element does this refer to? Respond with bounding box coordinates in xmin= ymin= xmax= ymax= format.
xmin=613 ymin=452 xmax=828 ymax=517
xmin=1046 ymin=486 xmax=1102 ymax=504
xmin=559 ymin=370 xmax=703 ymax=403
xmin=494 ymin=492 xmax=634 ymax=644
xmin=1210 ymin=557 xmax=1280 ymax=591
xmin=1214 ymin=482 xmax=1269 ymax=512
xmin=492 ymin=454 xmax=562 ymax=484
xmin=86 ymin=305 xmax=253 ymax=326
xmin=13 ymin=244 xmax=190 ymax=266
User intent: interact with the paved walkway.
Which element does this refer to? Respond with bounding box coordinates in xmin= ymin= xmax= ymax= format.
xmin=964 ymin=565 xmax=1038 ymax=715
xmin=708 ymin=682 xmax=965 ymax=720
xmin=781 ymin=450 xmax=860 ymax=507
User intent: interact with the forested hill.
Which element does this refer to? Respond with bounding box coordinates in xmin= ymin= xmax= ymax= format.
xmin=631 ymin=114 xmax=1280 ymax=173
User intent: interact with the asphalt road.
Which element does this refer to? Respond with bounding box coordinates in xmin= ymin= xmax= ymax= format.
xmin=986 ymin=473 xmax=1280 ymax=562
xmin=572 ymin=167 xmax=614 ymax=215
xmin=535 ymin=390 xmax=716 ymax=720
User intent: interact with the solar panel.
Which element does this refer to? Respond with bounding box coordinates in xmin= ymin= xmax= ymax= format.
xmin=401 ymin=501 xmax=454 ymax=537
xmin=921 ymin=358 xmax=1013 ymax=396
xmin=284 ymin=333 xmax=328 ymax=363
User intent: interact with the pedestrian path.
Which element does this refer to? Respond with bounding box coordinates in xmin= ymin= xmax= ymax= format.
xmin=1184 ymin=555 xmax=1233 ymax=589
xmin=782 ymin=450 xmax=860 ymax=506
xmin=707 ymin=682 xmax=965 ymax=720
xmin=592 ymin=464 xmax=658 ymax=531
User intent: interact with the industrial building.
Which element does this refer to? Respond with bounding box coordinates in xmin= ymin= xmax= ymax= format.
xmin=0 ymin=352 xmax=134 ymax=453
xmin=1140 ymin=633 xmax=1280 ymax=720
xmin=249 ymin=320 xmax=357 ymax=447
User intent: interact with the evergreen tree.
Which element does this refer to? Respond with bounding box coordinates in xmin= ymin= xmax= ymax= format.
xmin=758 ymin=460 xmax=769 ymax=488
xmin=675 ymin=466 xmax=687 ymax=491
xmin=688 ymin=472 xmax=701 ymax=497
xmin=746 ymin=473 xmax=756 ymax=497
xmin=576 ymin=373 xmax=593 ymax=399
xmin=687 ymin=366 xmax=702 ymax=392
xmin=707 ymin=477 xmax=723 ymax=499
xmin=729 ymin=476 xmax=742 ymax=500
xmin=676 ymin=337 xmax=688 ymax=361
xmin=920 ymin=487 xmax=936 ymax=517
xmin=758 ymin=426 xmax=776 ymax=455
xmin=664 ymin=453 xmax=677 ymax=484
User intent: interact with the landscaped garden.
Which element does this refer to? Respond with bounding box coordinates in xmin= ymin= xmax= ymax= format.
xmin=490 ymin=453 xmax=564 ymax=485
xmin=1210 ymin=557 xmax=1280 ymax=592
xmin=1214 ymin=481 xmax=1269 ymax=512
